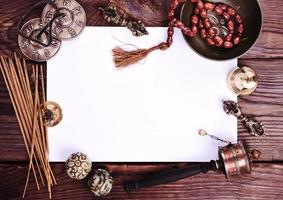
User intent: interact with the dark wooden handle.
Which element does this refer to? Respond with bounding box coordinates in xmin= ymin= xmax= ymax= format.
xmin=124 ymin=160 xmax=219 ymax=193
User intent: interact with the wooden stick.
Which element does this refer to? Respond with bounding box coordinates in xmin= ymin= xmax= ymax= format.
xmin=1 ymin=55 xmax=56 ymax=198
xmin=23 ymin=64 xmax=40 ymax=197
xmin=0 ymin=57 xmax=40 ymax=190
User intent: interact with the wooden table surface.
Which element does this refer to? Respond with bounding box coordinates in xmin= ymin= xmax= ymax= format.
xmin=1 ymin=0 xmax=283 ymax=199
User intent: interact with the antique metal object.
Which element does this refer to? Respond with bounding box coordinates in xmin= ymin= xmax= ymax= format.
xmin=88 ymin=169 xmax=113 ymax=197
xmin=227 ymin=66 xmax=258 ymax=96
xmin=99 ymin=2 xmax=148 ymax=37
xmin=41 ymin=101 xmax=63 ymax=127
xmin=65 ymin=152 xmax=92 ymax=180
xmin=42 ymin=0 xmax=86 ymax=40
xmin=223 ymin=100 xmax=265 ymax=136
xmin=124 ymin=139 xmax=261 ymax=193
xmin=180 ymin=0 xmax=262 ymax=60
xmin=18 ymin=18 xmax=62 ymax=62
xmin=219 ymin=141 xmax=251 ymax=178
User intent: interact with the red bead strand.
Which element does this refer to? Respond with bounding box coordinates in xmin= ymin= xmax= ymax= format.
xmin=167 ymin=0 xmax=244 ymax=49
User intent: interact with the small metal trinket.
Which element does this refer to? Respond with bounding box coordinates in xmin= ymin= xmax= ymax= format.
xmin=88 ymin=169 xmax=113 ymax=197
xmin=41 ymin=101 xmax=63 ymax=127
xmin=99 ymin=2 xmax=148 ymax=37
xmin=18 ymin=18 xmax=62 ymax=62
xmin=227 ymin=66 xmax=258 ymax=96
xmin=65 ymin=152 xmax=92 ymax=180
xmin=42 ymin=0 xmax=86 ymax=40
xmin=223 ymin=100 xmax=265 ymax=136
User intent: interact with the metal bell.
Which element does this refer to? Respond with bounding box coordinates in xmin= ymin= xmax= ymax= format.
xmin=227 ymin=66 xmax=258 ymax=96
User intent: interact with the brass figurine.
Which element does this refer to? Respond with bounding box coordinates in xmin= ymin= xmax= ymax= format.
xmin=223 ymin=100 xmax=265 ymax=137
xmin=227 ymin=66 xmax=258 ymax=96
xmin=99 ymin=2 xmax=149 ymax=37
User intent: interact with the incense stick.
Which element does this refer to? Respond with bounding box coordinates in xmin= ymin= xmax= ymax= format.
xmin=0 ymin=55 xmax=55 ymax=198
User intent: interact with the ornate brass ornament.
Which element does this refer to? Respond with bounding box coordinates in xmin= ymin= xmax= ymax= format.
xmin=41 ymin=101 xmax=63 ymax=127
xmin=99 ymin=1 xmax=148 ymax=37
xmin=227 ymin=66 xmax=258 ymax=96
xmin=223 ymin=100 xmax=265 ymax=137
xmin=42 ymin=0 xmax=87 ymax=40
xmin=18 ymin=18 xmax=62 ymax=62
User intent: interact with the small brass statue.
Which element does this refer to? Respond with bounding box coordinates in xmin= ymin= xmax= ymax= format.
xmin=99 ymin=2 xmax=149 ymax=37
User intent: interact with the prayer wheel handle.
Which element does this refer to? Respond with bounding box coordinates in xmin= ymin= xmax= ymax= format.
xmin=124 ymin=160 xmax=220 ymax=193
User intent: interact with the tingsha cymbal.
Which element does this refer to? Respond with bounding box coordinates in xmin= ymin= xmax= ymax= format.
xmin=42 ymin=0 xmax=86 ymax=40
xmin=18 ymin=18 xmax=62 ymax=62
xmin=41 ymin=101 xmax=63 ymax=127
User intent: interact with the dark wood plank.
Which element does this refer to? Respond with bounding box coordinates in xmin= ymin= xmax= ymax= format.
xmin=0 ymin=0 xmax=282 ymax=58
xmin=237 ymin=58 xmax=283 ymax=161
xmin=0 ymin=163 xmax=282 ymax=200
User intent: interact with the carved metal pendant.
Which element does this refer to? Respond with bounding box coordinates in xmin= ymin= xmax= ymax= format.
xmin=223 ymin=100 xmax=265 ymax=137
xmin=42 ymin=0 xmax=86 ymax=40
xmin=18 ymin=18 xmax=62 ymax=62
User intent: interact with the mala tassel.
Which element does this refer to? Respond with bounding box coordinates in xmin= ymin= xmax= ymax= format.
xmin=112 ymin=42 xmax=169 ymax=68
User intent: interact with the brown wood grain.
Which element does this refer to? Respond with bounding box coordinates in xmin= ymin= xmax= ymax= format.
xmin=1 ymin=0 xmax=283 ymax=199
xmin=0 ymin=0 xmax=282 ymax=58
xmin=0 ymin=163 xmax=283 ymax=200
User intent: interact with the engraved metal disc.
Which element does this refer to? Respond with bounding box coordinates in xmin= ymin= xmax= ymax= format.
xmin=42 ymin=0 xmax=86 ymax=40
xmin=41 ymin=101 xmax=63 ymax=127
xmin=18 ymin=18 xmax=62 ymax=62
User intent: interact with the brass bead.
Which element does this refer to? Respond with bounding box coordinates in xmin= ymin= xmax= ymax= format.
xmin=65 ymin=152 xmax=92 ymax=180
xmin=227 ymin=66 xmax=258 ymax=96
xmin=88 ymin=169 xmax=113 ymax=197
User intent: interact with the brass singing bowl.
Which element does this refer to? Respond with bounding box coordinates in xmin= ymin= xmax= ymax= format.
xmin=180 ymin=0 xmax=262 ymax=60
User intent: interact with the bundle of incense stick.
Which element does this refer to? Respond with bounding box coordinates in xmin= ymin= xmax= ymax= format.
xmin=0 ymin=54 xmax=56 ymax=198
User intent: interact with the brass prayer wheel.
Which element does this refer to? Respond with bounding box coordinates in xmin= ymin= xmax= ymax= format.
xmin=219 ymin=141 xmax=251 ymax=178
xmin=124 ymin=140 xmax=261 ymax=193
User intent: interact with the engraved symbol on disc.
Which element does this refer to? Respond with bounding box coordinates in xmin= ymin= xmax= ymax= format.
xmin=18 ymin=18 xmax=62 ymax=62
xmin=42 ymin=0 xmax=86 ymax=40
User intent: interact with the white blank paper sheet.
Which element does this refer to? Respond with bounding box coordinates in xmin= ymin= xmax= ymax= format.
xmin=47 ymin=27 xmax=237 ymax=162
